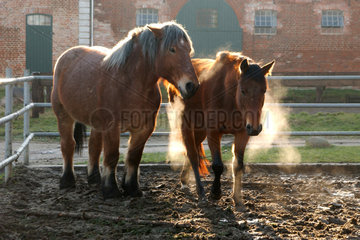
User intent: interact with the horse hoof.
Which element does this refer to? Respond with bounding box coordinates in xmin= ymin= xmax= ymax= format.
xmin=87 ymin=170 xmax=101 ymax=185
xmin=233 ymin=195 xmax=243 ymax=207
xmin=102 ymin=186 xmax=122 ymax=199
xmin=198 ymin=197 xmax=208 ymax=207
xmin=59 ymin=173 xmax=76 ymax=189
xmin=180 ymin=183 xmax=189 ymax=190
xmin=210 ymin=190 xmax=222 ymax=200
xmin=124 ymin=188 xmax=143 ymax=197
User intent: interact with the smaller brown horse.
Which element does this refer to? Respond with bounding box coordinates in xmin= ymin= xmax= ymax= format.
xmin=51 ymin=22 xmax=199 ymax=199
xmin=166 ymin=51 xmax=274 ymax=204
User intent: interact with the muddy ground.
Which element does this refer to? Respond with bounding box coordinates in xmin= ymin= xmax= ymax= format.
xmin=1 ymin=165 xmax=359 ymax=239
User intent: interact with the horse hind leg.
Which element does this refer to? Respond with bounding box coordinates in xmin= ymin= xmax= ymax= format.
xmin=87 ymin=129 xmax=102 ymax=185
xmin=181 ymin=131 xmax=207 ymax=189
xmin=182 ymin=128 xmax=205 ymax=200
xmin=101 ymin=128 xmax=121 ymax=199
xmin=55 ymin=110 xmax=76 ymax=189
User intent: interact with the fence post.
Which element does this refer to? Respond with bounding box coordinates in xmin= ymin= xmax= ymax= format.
xmin=23 ymin=69 xmax=30 ymax=165
xmin=4 ymin=68 xmax=13 ymax=183
xmin=31 ymin=72 xmax=41 ymax=118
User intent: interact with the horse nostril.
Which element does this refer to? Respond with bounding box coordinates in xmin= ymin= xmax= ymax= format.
xmin=246 ymin=124 xmax=252 ymax=132
xmin=185 ymin=82 xmax=194 ymax=93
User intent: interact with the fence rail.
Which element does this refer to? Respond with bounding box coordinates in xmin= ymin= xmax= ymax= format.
xmin=1 ymin=71 xmax=360 ymax=183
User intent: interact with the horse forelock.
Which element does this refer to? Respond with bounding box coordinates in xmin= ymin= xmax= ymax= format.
xmin=160 ymin=22 xmax=194 ymax=56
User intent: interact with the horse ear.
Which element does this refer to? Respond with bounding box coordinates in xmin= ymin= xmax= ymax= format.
xmin=240 ymin=58 xmax=249 ymax=73
xmin=216 ymin=51 xmax=229 ymax=62
xmin=262 ymin=60 xmax=275 ymax=76
xmin=147 ymin=26 xmax=163 ymax=38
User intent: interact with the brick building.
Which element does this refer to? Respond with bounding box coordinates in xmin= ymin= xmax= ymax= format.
xmin=1 ymin=0 xmax=360 ymax=77
xmin=0 ymin=0 xmax=90 ymax=77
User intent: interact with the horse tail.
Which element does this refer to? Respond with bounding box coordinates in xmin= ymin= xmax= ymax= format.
xmin=198 ymin=143 xmax=210 ymax=176
xmin=74 ymin=122 xmax=87 ymax=155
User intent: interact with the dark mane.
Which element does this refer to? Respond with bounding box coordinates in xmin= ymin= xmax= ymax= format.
xmin=103 ymin=21 xmax=194 ymax=70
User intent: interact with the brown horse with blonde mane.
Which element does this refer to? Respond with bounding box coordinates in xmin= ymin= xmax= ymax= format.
xmin=166 ymin=51 xmax=274 ymax=204
xmin=51 ymin=22 xmax=199 ymax=199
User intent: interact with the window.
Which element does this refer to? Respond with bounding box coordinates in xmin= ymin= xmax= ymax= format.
xmin=196 ymin=9 xmax=218 ymax=28
xmin=27 ymin=14 xmax=51 ymax=26
xmin=322 ymin=10 xmax=344 ymax=28
xmin=136 ymin=8 xmax=158 ymax=26
xmin=321 ymin=10 xmax=344 ymax=34
xmin=254 ymin=10 xmax=277 ymax=35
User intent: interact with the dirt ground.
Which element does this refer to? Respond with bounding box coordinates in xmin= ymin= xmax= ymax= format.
xmin=1 ymin=165 xmax=359 ymax=239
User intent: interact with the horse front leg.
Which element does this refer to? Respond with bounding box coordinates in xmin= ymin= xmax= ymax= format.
xmin=87 ymin=129 xmax=102 ymax=185
xmin=207 ymin=131 xmax=223 ymax=200
xmin=232 ymin=130 xmax=250 ymax=205
xmin=180 ymin=158 xmax=191 ymax=189
xmin=122 ymin=128 xmax=152 ymax=197
xmin=101 ymin=127 xmax=121 ymax=199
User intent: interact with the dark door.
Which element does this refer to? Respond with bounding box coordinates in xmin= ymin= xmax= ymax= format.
xmin=176 ymin=0 xmax=243 ymax=57
xmin=26 ymin=14 xmax=53 ymax=74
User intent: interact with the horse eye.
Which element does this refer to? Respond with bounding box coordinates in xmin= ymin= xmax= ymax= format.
xmin=241 ymin=90 xmax=246 ymax=96
xmin=169 ymin=47 xmax=176 ymax=53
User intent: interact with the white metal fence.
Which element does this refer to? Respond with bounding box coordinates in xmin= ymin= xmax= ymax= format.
xmin=1 ymin=69 xmax=360 ymax=183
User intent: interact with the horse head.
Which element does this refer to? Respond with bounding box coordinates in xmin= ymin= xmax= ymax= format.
xmin=236 ymin=57 xmax=275 ymax=136
xmin=147 ymin=22 xmax=199 ymax=100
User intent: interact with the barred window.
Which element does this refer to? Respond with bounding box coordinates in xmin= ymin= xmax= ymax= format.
xmin=196 ymin=9 xmax=218 ymax=28
xmin=254 ymin=10 xmax=277 ymax=35
xmin=136 ymin=8 xmax=158 ymax=26
xmin=321 ymin=10 xmax=344 ymax=28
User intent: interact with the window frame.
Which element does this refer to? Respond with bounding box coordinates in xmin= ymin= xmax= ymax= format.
xmin=254 ymin=10 xmax=277 ymax=35
xmin=136 ymin=8 xmax=159 ymax=27
xmin=321 ymin=10 xmax=344 ymax=28
xmin=26 ymin=14 xmax=52 ymax=26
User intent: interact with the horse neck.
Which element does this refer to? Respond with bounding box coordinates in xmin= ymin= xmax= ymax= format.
xmin=119 ymin=48 xmax=159 ymax=90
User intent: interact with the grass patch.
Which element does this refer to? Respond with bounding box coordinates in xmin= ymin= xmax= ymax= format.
xmin=288 ymin=112 xmax=360 ymax=131
xmin=242 ymin=146 xmax=360 ymax=163
xmin=281 ymin=88 xmax=360 ymax=103
xmin=0 ymin=108 xmax=58 ymax=139
xmin=0 ymin=173 xmax=4 ymax=184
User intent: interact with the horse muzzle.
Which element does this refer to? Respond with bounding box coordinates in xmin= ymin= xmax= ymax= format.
xmin=246 ymin=124 xmax=262 ymax=136
xmin=179 ymin=82 xmax=199 ymax=100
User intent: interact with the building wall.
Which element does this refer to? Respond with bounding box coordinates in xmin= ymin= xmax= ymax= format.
xmin=93 ymin=0 xmax=188 ymax=47
xmin=0 ymin=0 xmax=79 ymax=77
xmin=238 ymin=0 xmax=360 ymax=74
xmin=1 ymin=0 xmax=359 ymax=76
xmin=93 ymin=0 xmax=360 ymax=74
